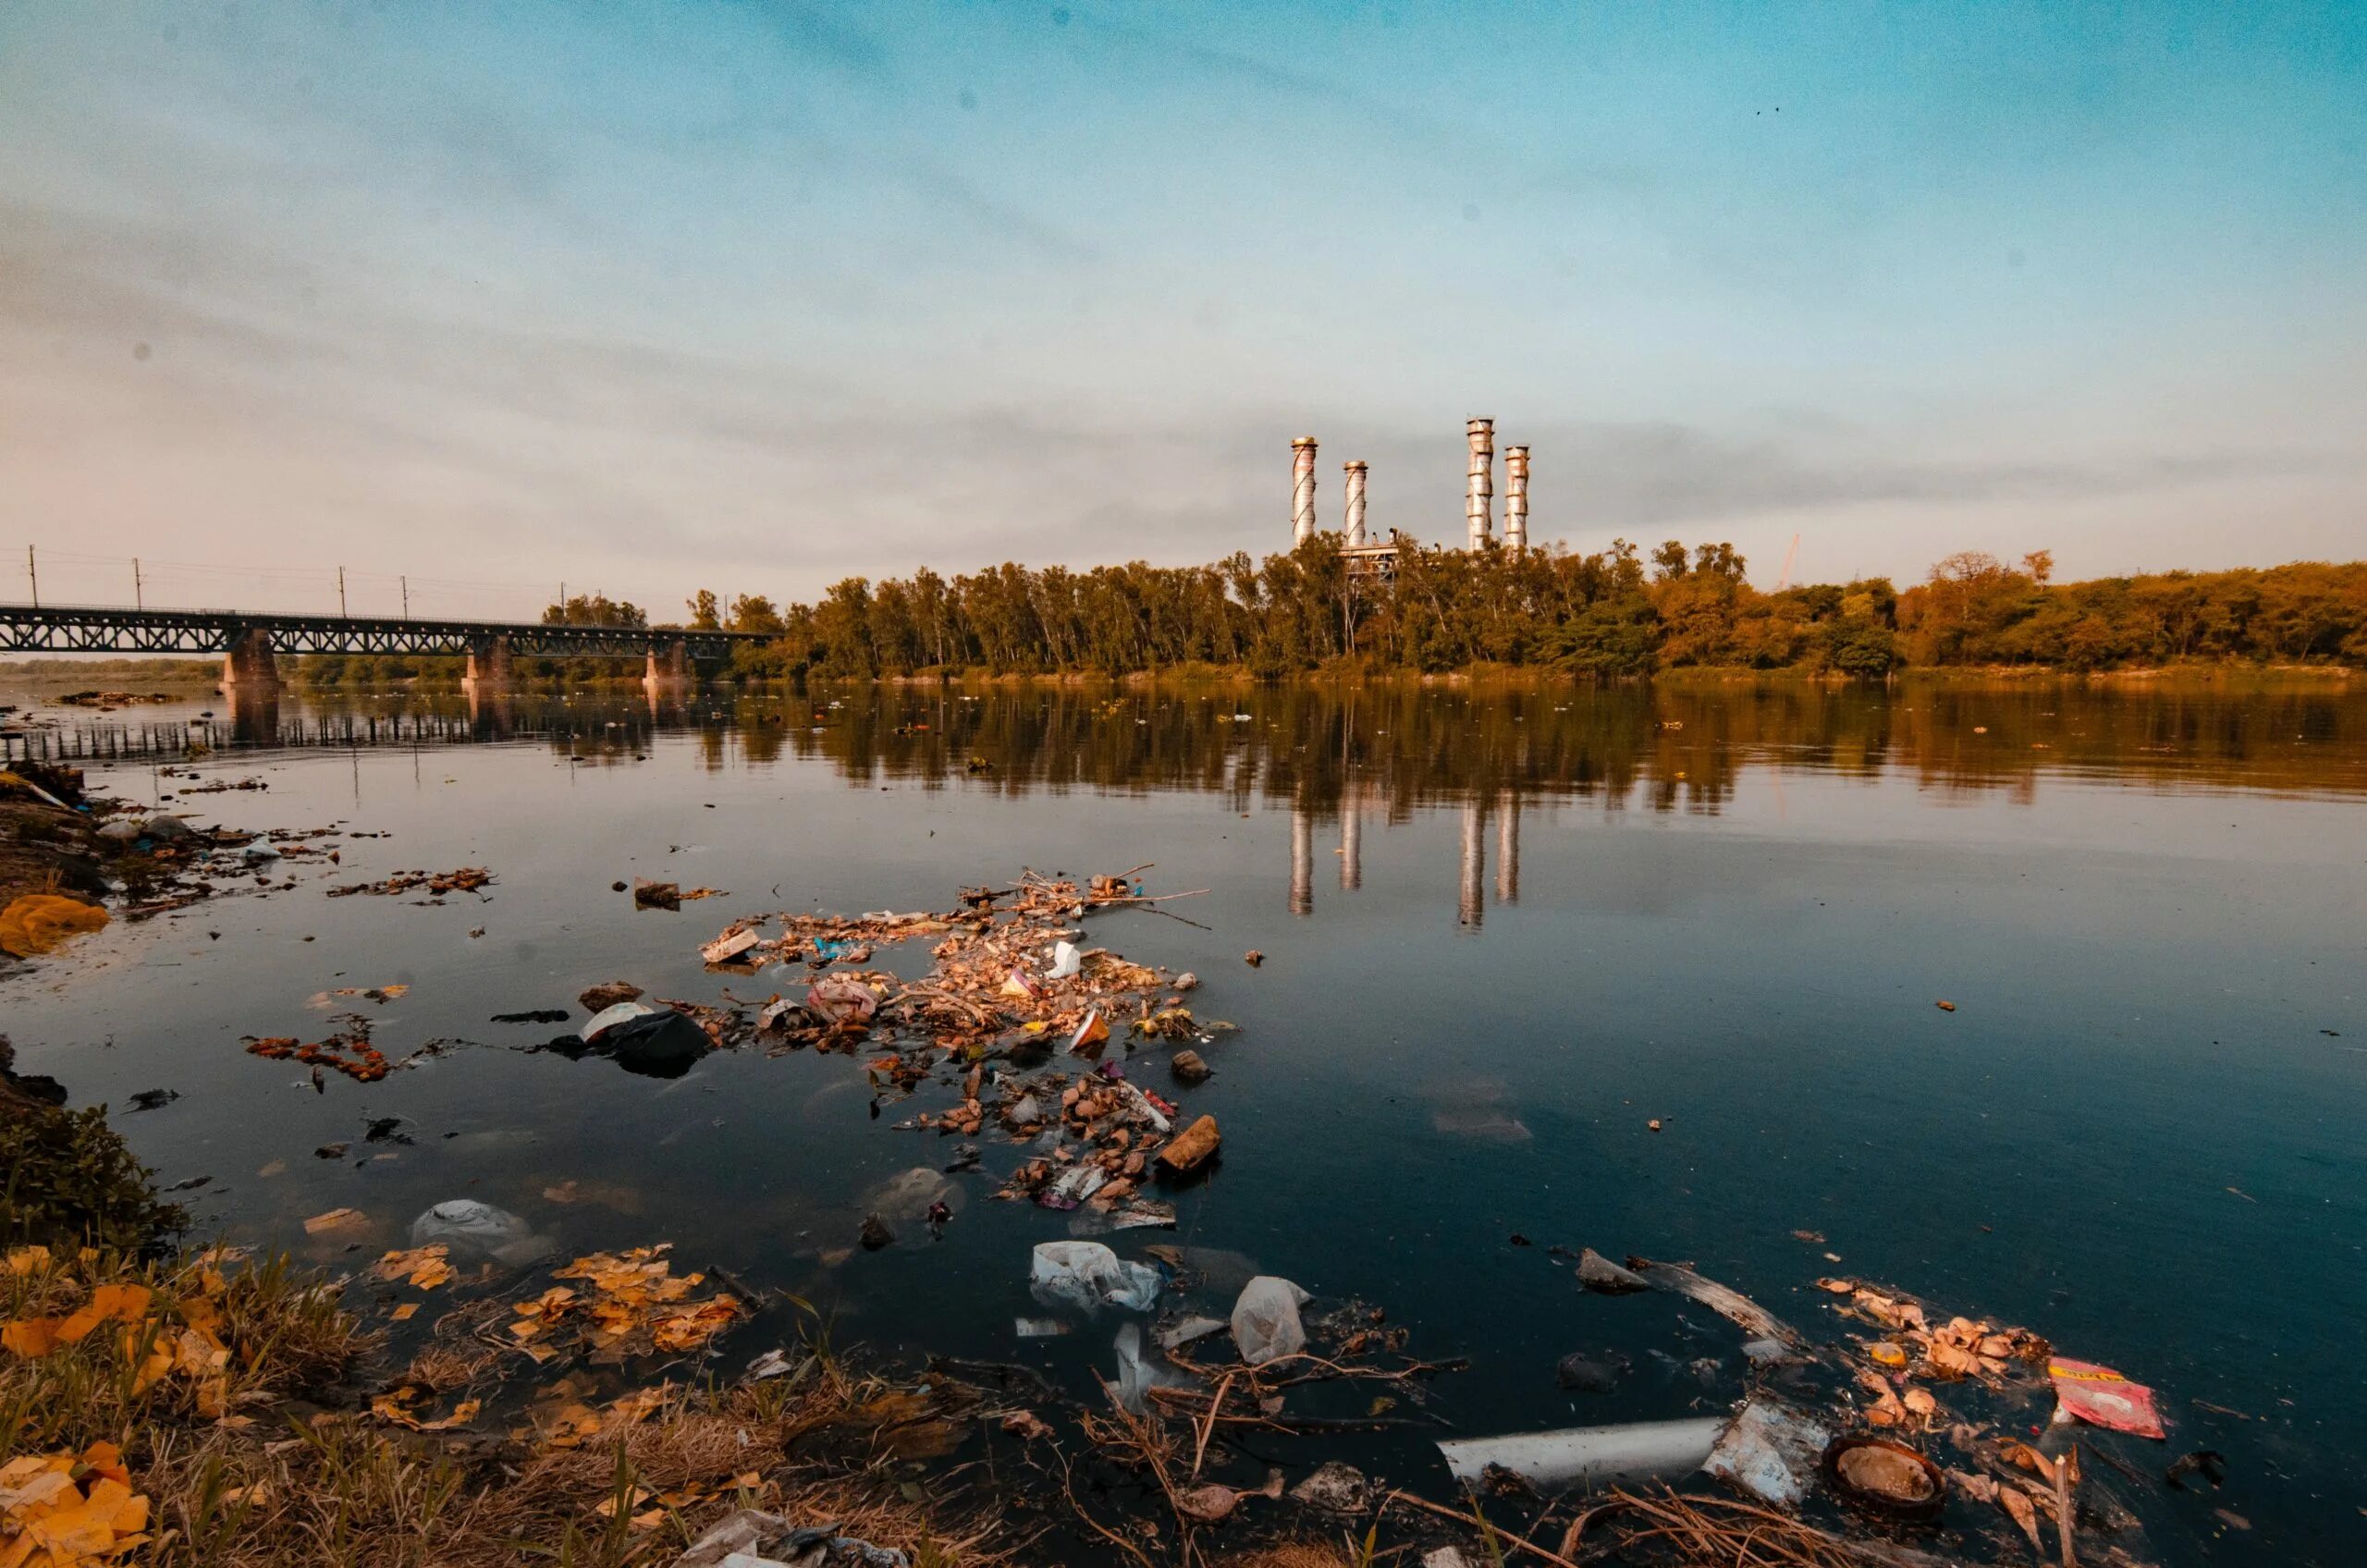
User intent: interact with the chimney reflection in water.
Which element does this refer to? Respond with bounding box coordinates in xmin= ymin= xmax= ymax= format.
xmin=1495 ymin=790 xmax=1519 ymax=904
xmin=1340 ymin=790 xmax=1361 ymax=890
xmin=1459 ymin=796 xmax=1485 ymax=927
xmin=1289 ymin=801 xmax=1314 ymax=916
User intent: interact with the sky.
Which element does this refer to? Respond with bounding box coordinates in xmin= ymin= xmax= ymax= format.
xmin=2 ymin=1 xmax=2361 ymax=619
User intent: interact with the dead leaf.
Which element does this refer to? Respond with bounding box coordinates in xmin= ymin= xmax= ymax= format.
xmin=1001 ymin=1409 xmax=1053 ymax=1441
xmin=1998 ymin=1486 xmax=2043 ymax=1557
xmin=1172 ymin=1483 xmax=1239 ymax=1525
xmin=302 ymin=1207 xmax=366 ymax=1235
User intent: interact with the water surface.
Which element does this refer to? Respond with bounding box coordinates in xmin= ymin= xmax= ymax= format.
xmin=6 ymin=679 xmax=2362 ymax=1564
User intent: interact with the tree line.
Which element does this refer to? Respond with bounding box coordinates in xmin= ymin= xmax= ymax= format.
xmin=601 ymin=540 xmax=2363 ymax=680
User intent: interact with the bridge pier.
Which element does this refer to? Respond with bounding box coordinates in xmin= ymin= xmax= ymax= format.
xmin=644 ymin=638 xmax=693 ymax=698
xmin=220 ymin=626 xmax=280 ymax=694
xmin=462 ymin=636 xmax=513 ymax=693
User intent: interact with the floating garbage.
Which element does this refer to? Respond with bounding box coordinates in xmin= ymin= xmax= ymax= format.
xmin=581 ymin=1000 xmax=656 ymax=1042
xmin=1229 ymin=1275 xmax=1308 ymax=1366
xmin=700 ymin=925 xmax=761 ymax=965
xmin=578 ymin=980 xmax=644 ymax=1011
xmin=1629 ymin=1256 xmax=1802 ymax=1346
xmin=1576 ymin=1248 xmax=1649 ymax=1294
xmin=1821 ymin=1436 xmax=1945 ymax=1527
xmin=806 ymin=976 xmax=879 ymax=1026
xmin=1027 ymin=1241 xmax=1161 ymax=1314
xmin=1700 ymin=1395 xmax=1832 ymax=1509
xmin=595 ymin=1010 xmax=713 ymax=1078
xmin=1156 ymin=1315 xmax=1226 ymax=1353
xmin=1156 ymin=1113 xmax=1220 ymax=1175
xmin=1111 ymin=1320 xmax=1197 ymax=1414
xmin=409 ymin=1199 xmax=548 ymax=1266
xmin=1438 ymin=1416 xmax=1726 ymax=1491
xmin=675 ymin=1508 xmax=909 ymax=1568
xmin=2049 ymin=1356 xmax=2165 ymax=1439
xmin=1046 ymin=940 xmax=1082 ymax=980
xmin=1290 ymin=1462 xmax=1371 ymax=1514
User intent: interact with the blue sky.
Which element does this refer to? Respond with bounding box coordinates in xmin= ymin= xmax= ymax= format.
xmin=2 ymin=2 xmax=2361 ymax=617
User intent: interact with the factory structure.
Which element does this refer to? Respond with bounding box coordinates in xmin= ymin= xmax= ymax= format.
xmin=1289 ymin=418 xmax=1529 ymax=578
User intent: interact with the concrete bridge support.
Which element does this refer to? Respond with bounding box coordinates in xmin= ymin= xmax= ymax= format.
xmin=220 ymin=626 xmax=280 ymax=693
xmin=644 ymin=638 xmax=693 ymax=698
xmin=462 ymin=635 xmax=513 ymax=694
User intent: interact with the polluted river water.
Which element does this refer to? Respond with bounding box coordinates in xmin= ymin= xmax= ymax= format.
xmin=4 ymin=678 xmax=2362 ymax=1564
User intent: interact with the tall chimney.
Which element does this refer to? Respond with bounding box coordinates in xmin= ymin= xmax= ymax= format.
xmin=1291 ymin=437 xmax=1318 ymax=545
xmin=1503 ymin=445 xmax=1529 ymax=552
xmin=1342 ymin=460 xmax=1368 ymax=545
xmin=1465 ymin=419 xmax=1494 ymax=550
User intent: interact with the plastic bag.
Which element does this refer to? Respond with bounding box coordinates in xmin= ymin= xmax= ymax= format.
xmin=1028 ymin=1241 xmax=1161 ymax=1314
xmin=409 ymin=1199 xmax=548 ymax=1265
xmin=1230 ymin=1275 xmax=1310 ymax=1366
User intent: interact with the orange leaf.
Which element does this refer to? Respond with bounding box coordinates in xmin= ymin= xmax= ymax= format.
xmin=1 ymin=1318 xmax=61 ymax=1358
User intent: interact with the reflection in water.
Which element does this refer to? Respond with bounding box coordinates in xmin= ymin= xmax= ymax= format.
xmin=227 ymin=684 xmax=279 ymax=745
xmin=1496 ymin=789 xmax=1520 ymax=906
xmin=1340 ymin=790 xmax=1361 ymax=891
xmin=18 ymin=679 xmax=2365 ymax=819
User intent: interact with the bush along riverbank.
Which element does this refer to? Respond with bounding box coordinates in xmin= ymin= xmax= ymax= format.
xmin=1 ymin=793 xmax=2263 ymax=1565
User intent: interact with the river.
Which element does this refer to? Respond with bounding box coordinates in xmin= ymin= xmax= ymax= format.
xmin=6 ymin=677 xmax=2361 ymax=1564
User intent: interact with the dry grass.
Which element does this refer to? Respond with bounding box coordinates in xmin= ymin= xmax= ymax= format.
xmin=1221 ymin=1547 xmax=1357 ymax=1568
xmin=1 ymin=1244 xmax=1007 ymax=1568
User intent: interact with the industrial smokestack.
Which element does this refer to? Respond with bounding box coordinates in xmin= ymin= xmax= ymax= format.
xmin=1292 ymin=437 xmax=1319 ymax=545
xmin=1466 ymin=419 xmax=1494 ymax=550
xmin=1503 ymin=446 xmax=1529 ymax=552
xmin=1343 ymin=460 xmax=1368 ymax=546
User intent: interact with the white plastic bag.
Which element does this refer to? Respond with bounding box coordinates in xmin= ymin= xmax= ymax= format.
xmin=1029 ymin=1241 xmax=1161 ymax=1314
xmin=1230 ymin=1275 xmax=1310 ymax=1366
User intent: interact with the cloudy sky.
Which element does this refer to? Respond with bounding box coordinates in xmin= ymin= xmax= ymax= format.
xmin=2 ymin=2 xmax=2361 ymax=619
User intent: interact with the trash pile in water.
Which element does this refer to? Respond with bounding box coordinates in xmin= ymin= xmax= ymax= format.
xmin=325 ymin=865 xmax=494 ymax=899
xmin=1416 ymin=1246 xmax=2203 ymax=1566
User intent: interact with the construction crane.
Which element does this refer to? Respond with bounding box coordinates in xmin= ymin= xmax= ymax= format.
xmin=1772 ymin=533 xmax=1800 ymax=591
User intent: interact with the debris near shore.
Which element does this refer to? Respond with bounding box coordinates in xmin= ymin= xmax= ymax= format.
xmin=675 ymin=868 xmax=1229 ymax=1204
xmin=1414 ymin=1248 xmax=2190 ymax=1568
xmin=242 ymin=1011 xmax=395 ymax=1084
xmin=326 ymin=865 xmax=495 ymax=899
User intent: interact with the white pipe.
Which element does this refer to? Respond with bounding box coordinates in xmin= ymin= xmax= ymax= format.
xmin=1438 ymin=1418 xmax=1725 ymax=1491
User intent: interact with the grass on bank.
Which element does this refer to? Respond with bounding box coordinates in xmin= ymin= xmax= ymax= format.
xmin=0 ymin=1240 xmax=1007 ymax=1568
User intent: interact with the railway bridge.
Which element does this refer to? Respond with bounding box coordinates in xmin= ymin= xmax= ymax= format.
xmin=0 ymin=603 xmax=764 ymax=693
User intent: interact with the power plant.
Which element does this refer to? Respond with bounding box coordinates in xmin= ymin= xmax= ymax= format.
xmin=1288 ymin=419 xmax=1533 ymax=577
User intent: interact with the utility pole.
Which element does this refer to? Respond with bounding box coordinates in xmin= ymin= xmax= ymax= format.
xmin=25 ymin=545 xmax=34 ymax=608
xmin=133 ymin=557 xmax=142 ymax=610
xmin=400 ymin=575 xmax=409 ymax=618
xmin=558 ymin=582 xmax=566 ymax=624
xmin=338 ymin=566 xmax=348 ymax=618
